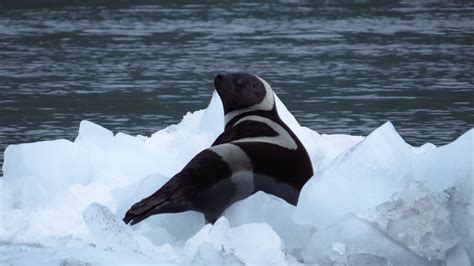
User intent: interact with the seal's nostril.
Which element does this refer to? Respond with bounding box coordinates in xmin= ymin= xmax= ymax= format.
xmin=214 ymin=74 xmax=225 ymax=91
xmin=215 ymin=74 xmax=224 ymax=82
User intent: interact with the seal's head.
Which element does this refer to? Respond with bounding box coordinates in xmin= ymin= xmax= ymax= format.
xmin=214 ymin=72 xmax=275 ymax=121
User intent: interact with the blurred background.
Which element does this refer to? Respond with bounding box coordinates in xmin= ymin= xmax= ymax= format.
xmin=0 ymin=0 xmax=473 ymax=173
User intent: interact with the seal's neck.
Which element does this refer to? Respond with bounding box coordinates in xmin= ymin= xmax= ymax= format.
xmin=224 ymin=95 xmax=274 ymax=123
xmin=224 ymin=105 xmax=278 ymax=130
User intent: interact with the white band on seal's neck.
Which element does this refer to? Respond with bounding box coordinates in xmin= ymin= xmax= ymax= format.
xmin=224 ymin=76 xmax=275 ymax=125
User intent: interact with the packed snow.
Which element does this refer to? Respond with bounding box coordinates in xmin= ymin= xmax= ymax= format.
xmin=1 ymin=92 xmax=472 ymax=265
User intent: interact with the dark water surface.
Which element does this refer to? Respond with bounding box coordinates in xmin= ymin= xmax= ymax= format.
xmin=1 ymin=1 xmax=473 ymax=173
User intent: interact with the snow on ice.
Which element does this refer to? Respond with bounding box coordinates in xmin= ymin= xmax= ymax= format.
xmin=0 ymin=92 xmax=472 ymax=265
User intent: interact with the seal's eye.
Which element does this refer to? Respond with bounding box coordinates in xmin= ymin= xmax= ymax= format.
xmin=234 ymin=78 xmax=245 ymax=87
xmin=234 ymin=78 xmax=256 ymax=89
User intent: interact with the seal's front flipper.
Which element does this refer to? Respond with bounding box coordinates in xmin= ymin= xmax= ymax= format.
xmin=123 ymin=170 xmax=201 ymax=225
xmin=122 ymin=149 xmax=233 ymax=225
xmin=123 ymin=198 xmax=173 ymax=225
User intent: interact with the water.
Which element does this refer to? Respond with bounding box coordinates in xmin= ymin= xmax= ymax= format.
xmin=1 ymin=0 xmax=473 ymax=173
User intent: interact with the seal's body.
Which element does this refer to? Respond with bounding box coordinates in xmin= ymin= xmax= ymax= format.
xmin=124 ymin=73 xmax=313 ymax=224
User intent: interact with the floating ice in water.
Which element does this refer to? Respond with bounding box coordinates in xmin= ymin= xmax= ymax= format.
xmin=0 ymin=92 xmax=472 ymax=265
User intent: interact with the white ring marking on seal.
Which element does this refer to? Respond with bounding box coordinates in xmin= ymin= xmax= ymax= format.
xmin=231 ymin=115 xmax=298 ymax=150
xmin=208 ymin=144 xmax=255 ymax=199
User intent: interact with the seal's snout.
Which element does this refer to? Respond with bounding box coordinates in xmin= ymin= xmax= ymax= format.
xmin=215 ymin=74 xmax=224 ymax=83
xmin=214 ymin=73 xmax=226 ymax=92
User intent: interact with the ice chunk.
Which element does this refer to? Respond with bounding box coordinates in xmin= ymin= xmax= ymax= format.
xmin=74 ymin=121 xmax=176 ymax=185
xmin=132 ymin=223 xmax=175 ymax=247
xmin=346 ymin=254 xmax=389 ymax=266
xmin=184 ymin=218 xmax=229 ymax=263
xmin=2 ymin=139 xmax=93 ymax=208
xmin=413 ymin=129 xmax=473 ymax=195
xmin=229 ymin=223 xmax=286 ymax=265
xmin=82 ymin=202 xmax=155 ymax=255
xmin=141 ymin=211 xmax=206 ymax=244
xmin=185 ymin=217 xmax=287 ymax=265
xmin=302 ymin=214 xmax=431 ymax=265
xmin=190 ymin=243 xmax=243 ymax=265
xmin=59 ymin=258 xmax=90 ymax=266
xmin=223 ymin=191 xmax=314 ymax=251
xmin=199 ymin=91 xmax=225 ymax=135
xmin=0 ymin=242 xmax=176 ymax=265
xmin=363 ymin=183 xmax=458 ymax=261
xmin=446 ymin=245 xmax=471 ymax=266
xmin=75 ymin=120 xmax=114 ymax=148
xmin=444 ymin=185 xmax=474 ymax=262
xmin=412 ymin=142 xmax=437 ymax=154
xmin=305 ymin=133 xmax=364 ymax=173
xmin=275 ymin=94 xmax=302 ymax=132
xmin=148 ymin=109 xmax=215 ymax=166
xmin=413 ymin=130 xmax=474 ymax=261
xmin=83 ymin=202 xmax=139 ymax=251
xmin=185 ymin=218 xmax=243 ymax=265
xmin=313 ymin=133 xmax=364 ymax=170
xmin=295 ymin=121 xmax=414 ymax=228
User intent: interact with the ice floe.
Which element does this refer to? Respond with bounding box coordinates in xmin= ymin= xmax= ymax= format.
xmin=1 ymin=92 xmax=472 ymax=265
